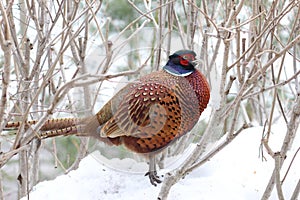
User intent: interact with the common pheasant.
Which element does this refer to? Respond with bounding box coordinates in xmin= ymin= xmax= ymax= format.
xmin=5 ymin=50 xmax=210 ymax=186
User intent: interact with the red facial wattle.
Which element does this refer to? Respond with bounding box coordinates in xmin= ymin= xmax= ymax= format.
xmin=179 ymin=54 xmax=195 ymax=66
xmin=180 ymin=58 xmax=189 ymax=66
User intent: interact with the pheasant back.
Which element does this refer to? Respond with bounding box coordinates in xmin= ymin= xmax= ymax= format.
xmin=4 ymin=49 xmax=210 ymax=186
xmin=94 ymin=69 xmax=210 ymax=154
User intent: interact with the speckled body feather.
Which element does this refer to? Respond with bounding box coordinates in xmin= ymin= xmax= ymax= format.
xmin=5 ymin=50 xmax=210 ymax=186
xmin=84 ymin=68 xmax=210 ymax=154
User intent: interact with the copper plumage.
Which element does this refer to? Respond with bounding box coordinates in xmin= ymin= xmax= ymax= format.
xmin=5 ymin=50 xmax=210 ymax=186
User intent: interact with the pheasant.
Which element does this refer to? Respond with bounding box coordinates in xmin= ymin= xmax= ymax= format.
xmin=5 ymin=50 xmax=210 ymax=186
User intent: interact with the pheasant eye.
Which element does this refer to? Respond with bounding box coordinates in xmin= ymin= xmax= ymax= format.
xmin=180 ymin=57 xmax=189 ymax=66
xmin=185 ymin=54 xmax=195 ymax=61
xmin=179 ymin=53 xmax=195 ymax=66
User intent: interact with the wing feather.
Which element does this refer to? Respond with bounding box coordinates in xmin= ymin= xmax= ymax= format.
xmin=100 ymin=82 xmax=173 ymax=138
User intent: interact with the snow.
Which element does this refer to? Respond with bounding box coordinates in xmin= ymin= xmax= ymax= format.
xmin=22 ymin=124 xmax=299 ymax=200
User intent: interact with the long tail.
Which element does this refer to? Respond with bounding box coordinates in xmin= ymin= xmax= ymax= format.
xmin=4 ymin=116 xmax=99 ymax=140
xmin=4 ymin=118 xmax=88 ymax=140
xmin=39 ymin=124 xmax=86 ymax=139
xmin=5 ymin=118 xmax=84 ymax=131
xmin=4 ymin=99 xmax=115 ymax=140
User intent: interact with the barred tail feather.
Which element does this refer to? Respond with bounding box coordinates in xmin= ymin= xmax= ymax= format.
xmin=5 ymin=118 xmax=84 ymax=131
xmin=5 ymin=120 xmax=37 ymax=129
xmin=40 ymin=118 xmax=83 ymax=131
xmin=39 ymin=124 xmax=85 ymax=139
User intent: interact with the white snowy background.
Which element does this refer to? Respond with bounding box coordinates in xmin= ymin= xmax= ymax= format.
xmin=1 ymin=2 xmax=299 ymax=200
xmin=22 ymin=122 xmax=300 ymax=200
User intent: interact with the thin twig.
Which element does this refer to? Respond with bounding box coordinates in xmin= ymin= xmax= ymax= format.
xmin=281 ymin=147 xmax=300 ymax=184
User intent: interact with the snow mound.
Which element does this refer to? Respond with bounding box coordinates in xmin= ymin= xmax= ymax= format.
xmin=23 ymin=125 xmax=299 ymax=200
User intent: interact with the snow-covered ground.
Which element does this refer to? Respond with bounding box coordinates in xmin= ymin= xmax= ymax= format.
xmin=23 ymin=124 xmax=299 ymax=200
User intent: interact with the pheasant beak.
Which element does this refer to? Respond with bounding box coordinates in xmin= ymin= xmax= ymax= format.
xmin=190 ymin=60 xmax=198 ymax=66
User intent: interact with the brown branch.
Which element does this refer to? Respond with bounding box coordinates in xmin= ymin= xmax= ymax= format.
xmin=261 ymin=94 xmax=300 ymax=199
xmin=0 ymin=0 xmax=12 ymax=131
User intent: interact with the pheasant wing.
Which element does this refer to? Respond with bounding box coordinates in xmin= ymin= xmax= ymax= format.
xmin=100 ymin=82 xmax=175 ymax=138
